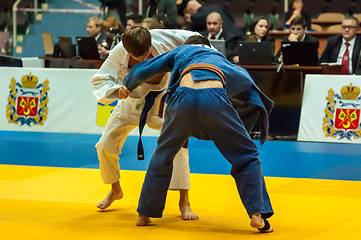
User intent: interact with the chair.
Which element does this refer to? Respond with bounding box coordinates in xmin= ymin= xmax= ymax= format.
xmin=327 ymin=24 xmax=342 ymax=33
xmin=317 ymin=12 xmax=345 ymax=21
xmin=0 ymin=31 xmax=10 ymax=54
xmin=353 ymin=13 xmax=361 ymax=23
xmin=311 ymin=24 xmax=322 ymax=32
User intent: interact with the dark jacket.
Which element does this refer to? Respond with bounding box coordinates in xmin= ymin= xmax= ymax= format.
xmin=320 ymin=34 xmax=361 ymax=74
xmin=96 ymin=31 xmax=108 ymax=45
xmin=275 ymin=33 xmax=319 ymax=62
xmin=201 ymin=29 xmax=239 ymax=61
xmin=284 ymin=10 xmax=311 ymax=30
xmin=146 ymin=0 xmax=178 ymax=28
xmin=189 ymin=4 xmax=242 ymax=37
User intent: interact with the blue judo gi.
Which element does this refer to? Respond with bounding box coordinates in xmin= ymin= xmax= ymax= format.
xmin=124 ymin=44 xmax=274 ymax=219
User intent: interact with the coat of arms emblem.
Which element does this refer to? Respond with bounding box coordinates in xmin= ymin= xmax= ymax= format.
xmin=6 ymin=73 xmax=49 ymax=126
xmin=323 ymin=83 xmax=361 ymax=140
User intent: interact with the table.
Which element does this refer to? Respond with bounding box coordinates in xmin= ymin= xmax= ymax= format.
xmin=269 ymin=31 xmax=339 ymax=55
xmin=240 ymin=64 xmax=343 ymax=75
xmin=238 ymin=64 xmax=342 ymax=136
xmin=39 ymin=56 xmax=104 ymax=69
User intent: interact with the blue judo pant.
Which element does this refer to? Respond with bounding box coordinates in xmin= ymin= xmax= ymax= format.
xmin=137 ymin=86 xmax=274 ymax=219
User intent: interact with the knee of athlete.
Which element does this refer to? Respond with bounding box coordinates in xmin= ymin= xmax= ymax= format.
xmin=231 ymin=157 xmax=261 ymax=172
xmin=149 ymin=161 xmax=173 ymax=175
xmin=96 ymin=141 xmax=121 ymax=156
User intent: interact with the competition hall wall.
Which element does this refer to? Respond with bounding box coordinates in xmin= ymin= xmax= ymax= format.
xmin=0 ymin=67 xmax=159 ymax=137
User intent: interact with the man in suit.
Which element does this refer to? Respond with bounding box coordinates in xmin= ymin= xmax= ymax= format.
xmin=184 ymin=0 xmax=242 ymax=37
xmin=276 ymin=17 xmax=319 ymax=62
xmin=86 ymin=16 xmax=108 ymax=45
xmin=202 ymin=12 xmax=239 ymax=61
xmin=320 ymin=15 xmax=361 ymax=75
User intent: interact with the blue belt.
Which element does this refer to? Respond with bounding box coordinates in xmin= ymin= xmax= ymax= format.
xmin=137 ymin=90 xmax=163 ymax=160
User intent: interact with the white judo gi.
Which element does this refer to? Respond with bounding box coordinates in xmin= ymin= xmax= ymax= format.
xmin=91 ymin=29 xmax=201 ymax=189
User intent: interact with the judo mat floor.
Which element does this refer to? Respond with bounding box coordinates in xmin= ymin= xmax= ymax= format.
xmin=1 ymin=131 xmax=361 ymax=240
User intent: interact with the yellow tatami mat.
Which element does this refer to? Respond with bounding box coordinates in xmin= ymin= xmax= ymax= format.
xmin=1 ymin=164 xmax=361 ymax=239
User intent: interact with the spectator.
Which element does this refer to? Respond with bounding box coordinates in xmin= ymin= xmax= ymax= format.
xmin=177 ymin=0 xmax=189 ymax=16
xmin=284 ymin=0 xmax=311 ymax=30
xmin=103 ymin=16 xmax=123 ymax=48
xmin=126 ymin=14 xmax=144 ymax=29
xmin=87 ymin=16 xmax=108 ymax=45
xmin=177 ymin=0 xmax=190 ymax=28
xmin=320 ymin=15 xmax=361 ymax=75
xmin=184 ymin=0 xmax=242 ymax=37
xmin=141 ymin=16 xmax=165 ymax=29
xmin=145 ymin=0 xmax=178 ymax=29
xmin=98 ymin=16 xmax=124 ymax=58
xmin=99 ymin=0 xmax=127 ymax=27
xmin=202 ymin=12 xmax=238 ymax=60
xmin=276 ymin=17 xmax=319 ymax=62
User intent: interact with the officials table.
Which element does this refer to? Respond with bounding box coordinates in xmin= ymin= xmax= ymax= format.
xmin=39 ymin=56 xmax=104 ymax=69
xmin=269 ymin=31 xmax=339 ymax=55
xmin=238 ymin=64 xmax=343 ymax=136
xmin=240 ymin=64 xmax=343 ymax=75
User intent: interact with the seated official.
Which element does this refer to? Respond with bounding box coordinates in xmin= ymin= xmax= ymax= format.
xmin=320 ymin=15 xmax=361 ymax=75
xmin=86 ymin=16 xmax=108 ymax=45
xmin=201 ymin=12 xmax=239 ymax=61
xmin=233 ymin=17 xmax=274 ymax=63
xmin=276 ymin=17 xmax=319 ymax=62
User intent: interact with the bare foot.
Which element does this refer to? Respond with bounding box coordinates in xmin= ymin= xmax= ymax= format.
xmin=136 ymin=215 xmax=150 ymax=226
xmin=180 ymin=203 xmax=199 ymax=220
xmin=250 ymin=213 xmax=273 ymax=233
xmin=178 ymin=189 xmax=199 ymax=220
xmin=97 ymin=182 xmax=123 ymax=210
xmin=250 ymin=213 xmax=263 ymax=228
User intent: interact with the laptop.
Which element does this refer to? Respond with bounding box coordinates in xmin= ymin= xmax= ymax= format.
xmin=76 ymin=36 xmax=100 ymax=60
xmin=210 ymin=39 xmax=226 ymax=56
xmin=237 ymin=41 xmax=274 ymax=65
xmin=281 ymin=41 xmax=319 ymax=66
xmin=42 ymin=32 xmax=54 ymax=56
xmin=57 ymin=36 xmax=76 ymax=58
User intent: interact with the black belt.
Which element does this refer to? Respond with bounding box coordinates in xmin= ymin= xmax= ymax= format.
xmin=137 ymin=90 xmax=163 ymax=160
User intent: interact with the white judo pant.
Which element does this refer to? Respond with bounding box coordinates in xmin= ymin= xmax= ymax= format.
xmin=96 ymin=95 xmax=191 ymax=190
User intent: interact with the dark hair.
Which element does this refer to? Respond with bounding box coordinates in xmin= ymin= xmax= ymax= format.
xmin=248 ymin=16 xmax=269 ymax=41
xmin=127 ymin=14 xmax=144 ymax=24
xmin=184 ymin=35 xmax=211 ymax=47
xmin=290 ymin=17 xmax=306 ymax=28
xmin=122 ymin=25 xmax=151 ymax=57
xmin=345 ymin=15 xmax=360 ymax=27
xmin=248 ymin=16 xmax=269 ymax=34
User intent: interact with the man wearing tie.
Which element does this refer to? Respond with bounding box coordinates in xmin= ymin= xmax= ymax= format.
xmin=202 ymin=12 xmax=239 ymax=61
xmin=320 ymin=15 xmax=361 ymax=75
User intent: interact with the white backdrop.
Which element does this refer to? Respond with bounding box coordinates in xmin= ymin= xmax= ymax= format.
xmin=0 ymin=67 xmax=159 ymax=136
xmin=298 ymin=74 xmax=361 ymax=144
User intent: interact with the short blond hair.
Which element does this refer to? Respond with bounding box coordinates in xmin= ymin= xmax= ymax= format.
xmin=88 ymin=16 xmax=103 ymax=28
